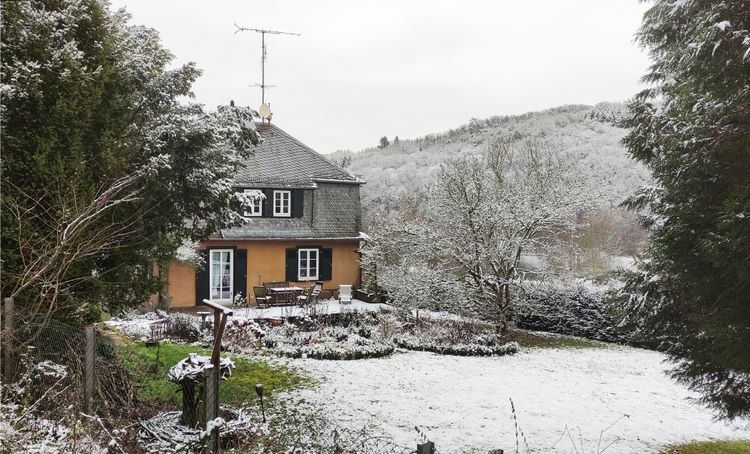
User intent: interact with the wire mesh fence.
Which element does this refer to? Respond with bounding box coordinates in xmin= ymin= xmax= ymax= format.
xmin=3 ymin=316 xmax=137 ymax=409
xmin=327 ymin=424 xmax=423 ymax=454
xmin=4 ymin=315 xmax=87 ymax=401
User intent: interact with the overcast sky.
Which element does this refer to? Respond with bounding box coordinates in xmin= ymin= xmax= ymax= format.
xmin=109 ymin=0 xmax=651 ymax=154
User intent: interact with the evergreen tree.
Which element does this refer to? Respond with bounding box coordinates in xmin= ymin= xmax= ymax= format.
xmin=378 ymin=136 xmax=390 ymax=149
xmin=1 ymin=0 xmax=260 ymax=322
xmin=615 ymin=0 xmax=750 ymax=419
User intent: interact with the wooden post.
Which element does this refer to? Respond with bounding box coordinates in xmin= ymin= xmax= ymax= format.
xmin=204 ymin=364 xmax=219 ymax=453
xmin=2 ymin=298 xmax=14 ymax=384
xmin=211 ymin=313 xmax=229 ymax=369
xmin=84 ymin=325 xmax=95 ymax=411
xmin=200 ymin=299 xmax=232 ymax=453
xmin=417 ymin=441 xmax=435 ymax=454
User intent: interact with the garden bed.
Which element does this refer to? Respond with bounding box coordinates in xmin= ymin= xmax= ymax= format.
xmin=264 ymin=325 xmax=395 ymax=360
xmin=394 ymin=335 xmax=518 ymax=356
xmin=394 ymin=314 xmax=521 ymax=357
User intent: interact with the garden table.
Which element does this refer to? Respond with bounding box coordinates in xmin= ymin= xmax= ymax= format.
xmin=268 ymin=286 xmax=304 ymax=305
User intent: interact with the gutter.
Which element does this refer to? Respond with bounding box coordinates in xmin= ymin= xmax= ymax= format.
xmin=313 ymin=178 xmax=366 ymax=185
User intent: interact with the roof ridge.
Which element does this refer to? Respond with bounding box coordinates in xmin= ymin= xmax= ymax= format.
xmin=259 ymin=123 xmax=358 ymax=181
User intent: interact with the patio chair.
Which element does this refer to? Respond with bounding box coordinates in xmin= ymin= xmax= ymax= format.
xmin=338 ymin=284 xmax=353 ymax=305
xmin=253 ymin=286 xmax=272 ymax=307
xmin=297 ymin=281 xmax=323 ymax=305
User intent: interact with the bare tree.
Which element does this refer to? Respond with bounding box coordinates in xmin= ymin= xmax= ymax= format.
xmin=368 ymin=138 xmax=599 ymax=332
xmin=1 ymin=158 xmax=168 ymax=335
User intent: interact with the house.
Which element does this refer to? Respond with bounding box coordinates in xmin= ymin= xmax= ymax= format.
xmin=165 ymin=123 xmax=365 ymax=308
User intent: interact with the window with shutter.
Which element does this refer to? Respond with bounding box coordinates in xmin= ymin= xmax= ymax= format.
xmin=273 ymin=190 xmax=291 ymax=217
xmin=297 ymin=248 xmax=319 ymax=280
xmin=243 ymin=189 xmax=263 ymax=217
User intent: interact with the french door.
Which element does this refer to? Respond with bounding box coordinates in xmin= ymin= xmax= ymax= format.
xmin=209 ymin=249 xmax=233 ymax=303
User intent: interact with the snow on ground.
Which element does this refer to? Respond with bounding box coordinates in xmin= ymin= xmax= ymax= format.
xmin=290 ymin=346 xmax=750 ymax=454
xmin=105 ymin=299 xmax=385 ymax=338
xmin=105 ymin=310 xmax=164 ymax=339
xmin=231 ymin=299 xmax=387 ymax=320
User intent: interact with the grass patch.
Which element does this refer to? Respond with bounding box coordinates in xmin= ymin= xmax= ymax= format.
xmin=662 ymin=440 xmax=750 ymax=454
xmin=506 ymin=329 xmax=606 ymax=349
xmin=121 ymin=341 xmax=310 ymax=407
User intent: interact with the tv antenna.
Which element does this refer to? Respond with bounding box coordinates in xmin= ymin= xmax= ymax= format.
xmin=234 ymin=24 xmax=300 ymax=122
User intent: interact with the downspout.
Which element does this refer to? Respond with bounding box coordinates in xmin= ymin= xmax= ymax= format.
xmin=310 ymin=190 xmax=315 ymax=228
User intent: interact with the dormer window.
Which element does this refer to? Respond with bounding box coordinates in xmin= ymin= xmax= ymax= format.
xmin=273 ymin=190 xmax=291 ymax=217
xmin=243 ymin=189 xmax=263 ymax=217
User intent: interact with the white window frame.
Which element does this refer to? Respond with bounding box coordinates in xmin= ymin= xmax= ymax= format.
xmin=243 ymin=189 xmax=263 ymax=217
xmin=209 ymin=249 xmax=233 ymax=303
xmin=298 ymin=248 xmax=319 ymax=281
xmin=273 ymin=190 xmax=291 ymax=217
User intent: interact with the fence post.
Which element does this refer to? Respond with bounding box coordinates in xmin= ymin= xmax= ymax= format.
xmin=204 ymin=364 xmax=219 ymax=453
xmin=84 ymin=325 xmax=95 ymax=411
xmin=2 ymin=297 xmax=14 ymax=384
xmin=417 ymin=441 xmax=435 ymax=454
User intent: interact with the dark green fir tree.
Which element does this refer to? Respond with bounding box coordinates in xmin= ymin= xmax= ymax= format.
xmin=614 ymin=0 xmax=750 ymax=419
xmin=1 ymin=0 xmax=260 ymax=323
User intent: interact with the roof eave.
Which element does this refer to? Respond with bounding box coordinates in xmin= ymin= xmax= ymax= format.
xmin=213 ymin=236 xmax=366 ymax=242
xmin=313 ymin=177 xmax=366 ymax=185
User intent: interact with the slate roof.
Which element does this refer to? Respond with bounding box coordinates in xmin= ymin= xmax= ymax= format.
xmin=234 ymin=123 xmax=362 ymax=186
xmin=214 ymin=123 xmax=364 ymax=241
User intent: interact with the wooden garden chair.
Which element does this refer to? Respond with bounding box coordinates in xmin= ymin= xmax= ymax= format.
xmin=297 ymin=281 xmax=323 ymax=305
xmin=253 ymin=286 xmax=272 ymax=307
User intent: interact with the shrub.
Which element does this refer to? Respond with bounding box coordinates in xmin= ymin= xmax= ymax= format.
xmin=394 ymin=335 xmax=519 ymax=356
xmin=223 ymin=319 xmax=265 ymax=350
xmin=264 ymin=325 xmax=394 ymax=360
xmin=394 ymin=315 xmax=519 ymax=356
xmin=164 ymin=312 xmax=204 ymax=342
xmin=512 ymin=280 xmax=627 ymax=343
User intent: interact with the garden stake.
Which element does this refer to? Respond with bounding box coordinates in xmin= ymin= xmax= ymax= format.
xmin=256 ymin=383 xmax=266 ymax=423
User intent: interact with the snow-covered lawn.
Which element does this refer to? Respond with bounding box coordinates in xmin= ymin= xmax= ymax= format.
xmin=290 ymin=346 xmax=750 ymax=454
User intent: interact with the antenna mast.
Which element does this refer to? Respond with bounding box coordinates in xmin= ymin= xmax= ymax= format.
xmin=235 ymin=24 xmax=300 ymax=122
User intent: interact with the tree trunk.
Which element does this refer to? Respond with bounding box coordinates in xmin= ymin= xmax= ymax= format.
xmin=494 ymin=286 xmax=509 ymax=335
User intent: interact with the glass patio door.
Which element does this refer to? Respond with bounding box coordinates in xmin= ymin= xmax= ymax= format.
xmin=209 ymin=249 xmax=233 ymax=302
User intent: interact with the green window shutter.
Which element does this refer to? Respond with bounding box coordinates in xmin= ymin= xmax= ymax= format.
xmin=233 ymin=249 xmax=247 ymax=301
xmin=320 ymin=248 xmax=333 ymax=281
xmin=195 ymin=250 xmax=209 ymax=305
xmin=291 ymin=189 xmax=304 ymax=218
xmin=262 ymin=189 xmax=273 ymax=218
xmin=285 ymin=248 xmax=298 ymax=281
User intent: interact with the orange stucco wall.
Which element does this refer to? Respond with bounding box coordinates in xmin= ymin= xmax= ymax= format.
xmin=167 ymin=261 xmax=197 ymax=308
xmin=167 ymin=240 xmax=361 ymax=308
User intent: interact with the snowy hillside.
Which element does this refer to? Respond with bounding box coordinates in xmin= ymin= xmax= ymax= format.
xmin=331 ymin=103 xmax=650 ymax=211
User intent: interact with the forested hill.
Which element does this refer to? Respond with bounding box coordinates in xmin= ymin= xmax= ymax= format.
xmin=330 ymin=103 xmax=651 ymax=210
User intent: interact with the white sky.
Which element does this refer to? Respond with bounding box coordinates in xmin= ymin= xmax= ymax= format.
xmin=109 ymin=0 xmax=651 ymax=154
